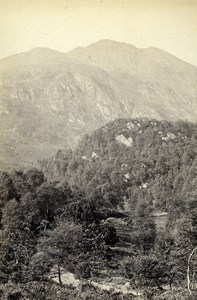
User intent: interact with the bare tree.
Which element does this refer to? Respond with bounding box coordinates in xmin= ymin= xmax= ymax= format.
xmin=187 ymin=246 xmax=197 ymax=294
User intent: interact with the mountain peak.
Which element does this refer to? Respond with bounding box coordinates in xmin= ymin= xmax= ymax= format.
xmin=86 ymin=39 xmax=138 ymax=51
xmin=0 ymin=47 xmax=68 ymax=70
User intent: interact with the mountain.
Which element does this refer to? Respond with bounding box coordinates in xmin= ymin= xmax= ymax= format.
xmin=38 ymin=117 xmax=197 ymax=256
xmin=0 ymin=40 xmax=197 ymax=168
xmin=67 ymin=40 xmax=197 ymax=119
xmin=39 ymin=118 xmax=197 ymax=215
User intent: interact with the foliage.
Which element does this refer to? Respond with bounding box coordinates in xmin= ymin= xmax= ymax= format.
xmin=0 ymin=118 xmax=197 ymax=297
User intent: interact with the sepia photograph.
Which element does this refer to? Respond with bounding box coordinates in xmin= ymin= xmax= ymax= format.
xmin=0 ymin=0 xmax=197 ymax=299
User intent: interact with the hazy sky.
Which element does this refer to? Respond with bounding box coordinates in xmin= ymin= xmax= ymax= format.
xmin=0 ymin=0 xmax=197 ymax=66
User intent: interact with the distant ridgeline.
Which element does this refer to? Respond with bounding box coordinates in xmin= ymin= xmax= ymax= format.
xmin=38 ymin=118 xmax=197 ymax=239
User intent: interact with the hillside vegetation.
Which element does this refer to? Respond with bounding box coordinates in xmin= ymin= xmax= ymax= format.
xmin=40 ymin=118 xmax=197 ymax=215
xmin=0 ymin=118 xmax=197 ymax=299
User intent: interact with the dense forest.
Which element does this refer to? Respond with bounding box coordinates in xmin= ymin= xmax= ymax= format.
xmin=0 ymin=118 xmax=197 ymax=299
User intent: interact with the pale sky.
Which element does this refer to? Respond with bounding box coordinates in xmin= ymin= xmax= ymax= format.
xmin=0 ymin=0 xmax=197 ymax=66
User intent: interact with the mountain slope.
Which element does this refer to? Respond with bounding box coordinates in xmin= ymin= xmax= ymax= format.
xmin=39 ymin=118 xmax=197 ymax=221
xmin=0 ymin=41 xmax=197 ymax=167
xmin=67 ymin=40 xmax=197 ymax=119
xmin=38 ymin=118 xmax=197 ymax=293
xmin=0 ymin=59 xmax=135 ymax=168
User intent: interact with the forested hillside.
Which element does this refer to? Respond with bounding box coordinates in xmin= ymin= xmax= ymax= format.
xmin=40 ymin=118 xmax=197 ymax=216
xmin=0 ymin=119 xmax=197 ymax=299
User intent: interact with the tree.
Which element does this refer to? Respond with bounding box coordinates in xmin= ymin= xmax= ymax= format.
xmin=37 ymin=220 xmax=82 ymax=286
xmin=129 ymin=199 xmax=156 ymax=252
xmin=0 ymin=197 xmax=38 ymax=283
xmin=124 ymin=254 xmax=165 ymax=291
xmin=154 ymin=232 xmax=179 ymax=290
xmin=81 ymin=222 xmax=117 ymax=262
xmin=173 ymin=195 xmax=197 ymax=290
xmin=187 ymin=246 xmax=197 ymax=294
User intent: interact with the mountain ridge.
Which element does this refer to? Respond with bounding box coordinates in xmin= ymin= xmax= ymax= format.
xmin=0 ymin=40 xmax=196 ymax=168
xmin=1 ymin=39 xmax=196 ymax=68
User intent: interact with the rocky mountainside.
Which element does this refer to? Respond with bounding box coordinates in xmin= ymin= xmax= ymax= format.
xmin=67 ymin=40 xmax=197 ymax=120
xmin=0 ymin=40 xmax=197 ymax=167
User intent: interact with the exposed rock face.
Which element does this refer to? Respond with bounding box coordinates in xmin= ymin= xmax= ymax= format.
xmin=0 ymin=40 xmax=197 ymax=167
xmin=68 ymin=40 xmax=197 ymax=121
xmin=115 ymin=135 xmax=133 ymax=147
